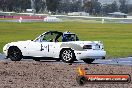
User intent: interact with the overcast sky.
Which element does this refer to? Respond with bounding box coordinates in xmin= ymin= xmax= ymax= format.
xmin=98 ymin=0 xmax=132 ymax=4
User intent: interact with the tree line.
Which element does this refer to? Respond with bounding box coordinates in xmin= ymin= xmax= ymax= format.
xmin=0 ymin=0 xmax=131 ymax=15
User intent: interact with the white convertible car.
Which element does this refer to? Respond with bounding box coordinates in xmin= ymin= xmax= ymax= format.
xmin=3 ymin=31 xmax=106 ymax=63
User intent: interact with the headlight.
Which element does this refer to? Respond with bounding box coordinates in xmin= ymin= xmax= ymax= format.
xmin=83 ymin=45 xmax=92 ymax=49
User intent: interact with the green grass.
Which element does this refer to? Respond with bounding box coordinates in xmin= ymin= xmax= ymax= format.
xmin=0 ymin=22 xmax=132 ymax=58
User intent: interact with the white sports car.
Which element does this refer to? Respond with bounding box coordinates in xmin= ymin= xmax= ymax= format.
xmin=3 ymin=31 xmax=106 ymax=63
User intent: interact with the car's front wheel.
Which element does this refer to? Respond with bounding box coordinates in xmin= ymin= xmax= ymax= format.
xmin=8 ymin=47 xmax=22 ymax=61
xmin=60 ymin=49 xmax=75 ymax=63
xmin=83 ymin=59 xmax=95 ymax=64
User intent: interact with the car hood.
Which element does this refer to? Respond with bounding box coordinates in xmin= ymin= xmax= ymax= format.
xmin=4 ymin=40 xmax=32 ymax=48
xmin=9 ymin=40 xmax=31 ymax=44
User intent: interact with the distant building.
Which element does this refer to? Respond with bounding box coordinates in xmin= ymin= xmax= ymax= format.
xmin=68 ymin=12 xmax=89 ymax=16
xmin=108 ymin=12 xmax=128 ymax=18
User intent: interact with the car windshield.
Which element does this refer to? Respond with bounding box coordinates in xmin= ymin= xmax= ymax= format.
xmin=62 ymin=34 xmax=79 ymax=42
xmin=42 ymin=32 xmax=62 ymax=42
xmin=34 ymin=31 xmax=79 ymax=42
xmin=43 ymin=33 xmax=57 ymax=42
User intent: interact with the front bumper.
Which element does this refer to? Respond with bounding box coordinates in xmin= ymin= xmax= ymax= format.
xmin=3 ymin=43 xmax=11 ymax=57
xmin=74 ymin=50 xmax=106 ymax=60
xmin=3 ymin=49 xmax=8 ymax=56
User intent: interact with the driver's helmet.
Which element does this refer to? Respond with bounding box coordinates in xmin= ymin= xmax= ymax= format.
xmin=62 ymin=31 xmax=75 ymax=42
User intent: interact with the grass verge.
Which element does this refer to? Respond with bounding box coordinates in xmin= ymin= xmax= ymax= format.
xmin=0 ymin=22 xmax=132 ymax=58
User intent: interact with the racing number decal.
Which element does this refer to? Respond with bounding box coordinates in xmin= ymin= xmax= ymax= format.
xmin=48 ymin=45 xmax=49 ymax=52
xmin=41 ymin=44 xmax=44 ymax=51
xmin=41 ymin=44 xmax=49 ymax=52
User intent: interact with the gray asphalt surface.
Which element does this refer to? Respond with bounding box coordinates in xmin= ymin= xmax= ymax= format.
xmin=0 ymin=53 xmax=6 ymax=60
xmin=0 ymin=53 xmax=132 ymax=65
xmin=93 ymin=57 xmax=132 ymax=65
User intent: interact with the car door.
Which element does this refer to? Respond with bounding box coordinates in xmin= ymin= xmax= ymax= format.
xmin=40 ymin=32 xmax=57 ymax=57
xmin=41 ymin=42 xmax=54 ymax=57
xmin=41 ymin=32 xmax=62 ymax=58
xmin=27 ymin=32 xmax=56 ymax=58
xmin=41 ymin=42 xmax=61 ymax=58
xmin=26 ymin=31 xmax=62 ymax=58
xmin=26 ymin=41 xmax=43 ymax=57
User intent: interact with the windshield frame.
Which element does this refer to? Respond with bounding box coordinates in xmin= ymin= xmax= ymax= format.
xmin=34 ymin=31 xmax=63 ymax=42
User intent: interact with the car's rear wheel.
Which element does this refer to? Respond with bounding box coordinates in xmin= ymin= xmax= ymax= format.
xmin=60 ymin=49 xmax=75 ymax=63
xmin=83 ymin=59 xmax=95 ymax=64
xmin=8 ymin=47 xmax=22 ymax=61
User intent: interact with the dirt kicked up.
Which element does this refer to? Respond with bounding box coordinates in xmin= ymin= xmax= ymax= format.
xmin=0 ymin=61 xmax=131 ymax=88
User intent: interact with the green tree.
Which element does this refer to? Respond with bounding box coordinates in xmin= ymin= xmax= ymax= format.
xmin=0 ymin=0 xmax=31 ymax=12
xmin=83 ymin=0 xmax=92 ymax=13
xmin=83 ymin=0 xmax=101 ymax=15
xmin=119 ymin=0 xmax=128 ymax=13
xmin=102 ymin=4 xmax=113 ymax=15
xmin=46 ymin=0 xmax=60 ymax=13
xmin=111 ymin=1 xmax=118 ymax=12
xmin=128 ymin=4 xmax=132 ymax=13
xmin=35 ymin=0 xmax=46 ymax=13
xmin=102 ymin=1 xmax=119 ymax=16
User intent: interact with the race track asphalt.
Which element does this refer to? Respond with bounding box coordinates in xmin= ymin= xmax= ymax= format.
xmin=0 ymin=53 xmax=132 ymax=65
xmin=93 ymin=57 xmax=132 ymax=66
xmin=0 ymin=53 xmax=6 ymax=60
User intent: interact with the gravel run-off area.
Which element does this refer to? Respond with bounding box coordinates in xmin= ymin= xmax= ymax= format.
xmin=0 ymin=61 xmax=131 ymax=88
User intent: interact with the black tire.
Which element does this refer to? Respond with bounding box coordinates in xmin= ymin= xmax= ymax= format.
xmin=60 ymin=49 xmax=75 ymax=63
xmin=8 ymin=47 xmax=22 ymax=61
xmin=76 ymin=76 xmax=87 ymax=86
xmin=83 ymin=59 xmax=95 ymax=64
